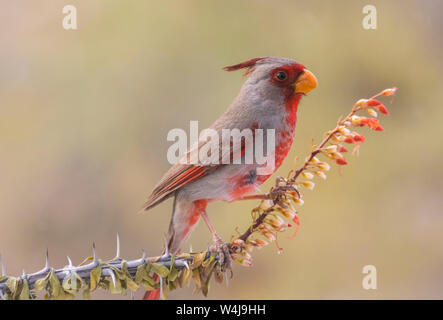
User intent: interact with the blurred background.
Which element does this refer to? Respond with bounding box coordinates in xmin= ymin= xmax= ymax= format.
xmin=1 ymin=0 xmax=442 ymax=299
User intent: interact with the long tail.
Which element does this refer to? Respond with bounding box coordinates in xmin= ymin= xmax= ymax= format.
xmin=143 ymin=196 xmax=207 ymax=300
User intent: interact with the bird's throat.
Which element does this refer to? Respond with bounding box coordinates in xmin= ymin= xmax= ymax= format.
xmin=284 ymin=91 xmax=302 ymax=127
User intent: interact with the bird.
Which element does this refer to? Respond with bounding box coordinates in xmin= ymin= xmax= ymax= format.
xmin=141 ymin=57 xmax=317 ymax=299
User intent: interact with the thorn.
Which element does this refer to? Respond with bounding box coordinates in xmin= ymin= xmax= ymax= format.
xmin=141 ymin=249 xmax=146 ymax=260
xmin=67 ymin=256 xmax=73 ymax=268
xmin=116 ymin=233 xmax=120 ymax=259
xmin=109 ymin=270 xmax=117 ymax=289
xmin=189 ymin=244 xmax=193 ymax=253
xmin=102 ymin=268 xmax=117 ymax=289
xmin=92 ymin=242 xmax=98 ymax=263
xmin=0 ymin=254 xmax=5 ymax=276
xmin=22 ymin=269 xmax=26 ymax=278
xmin=183 ymin=260 xmax=189 ymax=271
xmin=45 ymin=249 xmax=49 ymax=269
xmin=163 ymin=234 xmax=169 ymax=256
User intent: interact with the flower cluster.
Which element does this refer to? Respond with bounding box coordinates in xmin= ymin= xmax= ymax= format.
xmin=229 ymin=87 xmax=397 ymax=266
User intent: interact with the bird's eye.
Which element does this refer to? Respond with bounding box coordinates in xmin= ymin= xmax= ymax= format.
xmin=275 ymin=71 xmax=287 ymax=81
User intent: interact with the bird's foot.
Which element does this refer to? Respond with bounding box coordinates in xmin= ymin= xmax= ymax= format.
xmin=270 ymin=176 xmax=300 ymax=205
xmin=210 ymin=234 xmax=232 ymax=276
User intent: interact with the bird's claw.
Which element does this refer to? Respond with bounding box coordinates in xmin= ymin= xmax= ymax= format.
xmin=270 ymin=177 xmax=300 ymax=202
xmin=210 ymin=235 xmax=232 ymax=276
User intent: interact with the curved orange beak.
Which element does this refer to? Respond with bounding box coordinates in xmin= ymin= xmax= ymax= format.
xmin=294 ymin=69 xmax=318 ymax=94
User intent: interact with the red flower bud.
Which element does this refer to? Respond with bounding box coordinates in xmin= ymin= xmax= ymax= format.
xmin=338 ymin=145 xmax=348 ymax=153
xmin=344 ymin=137 xmax=355 ymax=144
xmin=363 ymin=118 xmax=383 ymax=130
xmin=367 ymin=99 xmax=382 ymax=107
xmin=336 ymin=158 xmax=348 ymax=165
xmin=375 ymin=124 xmax=384 ymax=131
xmin=381 ymin=87 xmax=397 ymax=96
xmin=378 ymin=104 xmax=389 ymax=115
xmin=353 ymin=134 xmax=365 ymax=142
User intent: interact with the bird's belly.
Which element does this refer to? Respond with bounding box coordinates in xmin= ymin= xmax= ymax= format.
xmin=181 ymin=164 xmax=259 ymax=202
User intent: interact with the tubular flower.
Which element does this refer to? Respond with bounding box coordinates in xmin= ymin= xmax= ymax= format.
xmin=302 ymin=171 xmax=314 ymax=179
xmin=314 ymin=171 xmax=327 ymax=180
xmin=381 ymin=87 xmax=397 ymax=96
xmin=353 ymin=134 xmax=365 ymax=142
xmin=367 ymin=108 xmax=378 ymax=117
xmin=316 ymin=162 xmax=331 ymax=171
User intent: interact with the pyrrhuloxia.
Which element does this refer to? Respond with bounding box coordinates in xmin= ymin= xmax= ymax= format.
xmin=142 ymin=57 xmax=317 ymax=299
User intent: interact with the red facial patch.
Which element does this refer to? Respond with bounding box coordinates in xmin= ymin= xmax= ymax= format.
xmin=268 ymin=63 xmax=305 ymax=127
xmin=269 ymin=63 xmax=305 ymax=88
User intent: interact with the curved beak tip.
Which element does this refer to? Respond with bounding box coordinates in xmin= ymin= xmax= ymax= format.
xmin=294 ymin=69 xmax=318 ymax=94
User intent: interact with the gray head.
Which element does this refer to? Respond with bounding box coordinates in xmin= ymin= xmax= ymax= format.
xmin=224 ymin=56 xmax=318 ymax=102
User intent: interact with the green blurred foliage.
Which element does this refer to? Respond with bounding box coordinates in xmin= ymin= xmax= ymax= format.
xmin=0 ymin=0 xmax=442 ymax=299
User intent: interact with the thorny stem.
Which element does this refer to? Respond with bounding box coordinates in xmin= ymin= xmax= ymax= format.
xmin=0 ymin=238 xmax=193 ymax=297
xmin=237 ymin=208 xmax=274 ymax=243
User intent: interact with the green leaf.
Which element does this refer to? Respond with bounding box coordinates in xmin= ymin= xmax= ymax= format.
xmin=151 ymin=263 xmax=169 ymax=278
xmin=62 ymin=272 xmax=83 ymax=293
xmin=201 ymin=280 xmax=210 ymax=297
xmin=34 ymin=272 xmax=50 ymax=291
xmin=89 ymin=264 xmax=102 ymax=291
xmin=122 ymin=264 xmax=139 ymax=292
xmin=135 ymin=264 xmax=148 ymax=283
xmin=2 ymin=292 xmax=11 ymax=300
xmin=192 ymin=268 xmax=202 ymax=293
xmin=200 ymin=258 xmax=217 ymax=297
xmin=190 ymin=252 xmax=206 ymax=269
xmin=167 ymin=256 xmax=179 ymax=282
xmin=6 ymin=277 xmax=18 ymax=293
xmin=179 ymin=267 xmax=192 ymax=288
xmin=202 ymin=255 xmax=214 ymax=267
xmin=169 ymin=278 xmax=178 ymax=291
xmin=168 ymin=265 xmax=179 ymax=282
xmin=140 ymin=279 xmax=157 ymax=291
xmin=82 ymin=284 xmax=91 ymax=300
xmin=98 ymin=279 xmax=110 ymax=290
xmin=109 ymin=276 xmax=122 ymax=294
xmin=18 ymin=279 xmax=30 ymax=300
xmin=48 ymin=269 xmax=62 ymax=298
